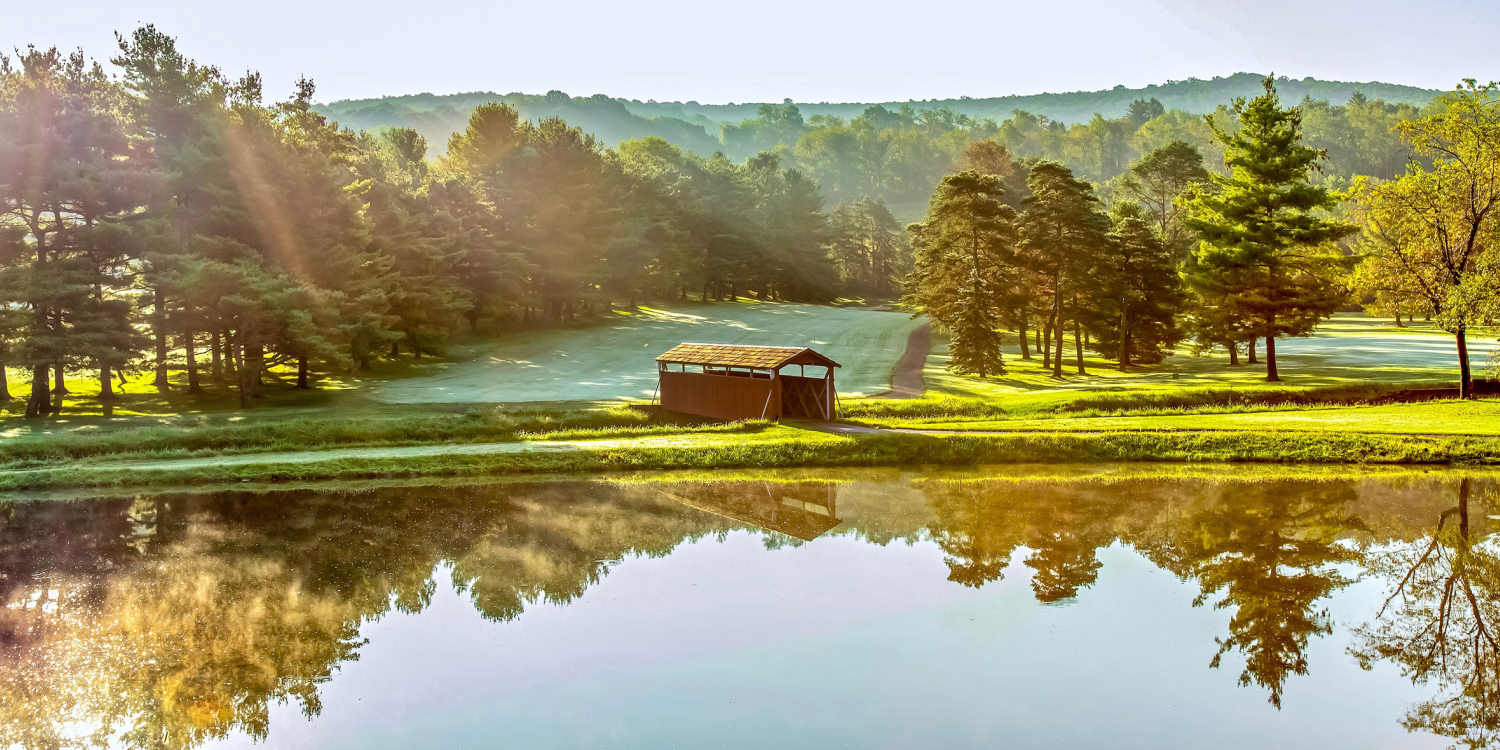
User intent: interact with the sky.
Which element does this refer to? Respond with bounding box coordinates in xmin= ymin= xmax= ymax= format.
xmin=1 ymin=0 xmax=1494 ymax=104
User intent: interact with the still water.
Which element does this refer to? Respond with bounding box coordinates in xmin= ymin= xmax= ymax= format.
xmin=2 ymin=469 xmax=1498 ymax=749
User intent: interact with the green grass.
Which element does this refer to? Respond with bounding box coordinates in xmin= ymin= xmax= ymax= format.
xmin=2 ymin=309 xmax=1498 ymax=491
xmin=0 ymin=400 xmax=737 ymax=469
xmin=875 ymin=399 xmax=1500 ymax=435
xmin=371 ymin=300 xmax=922 ymax=404
xmin=844 ymin=313 xmax=1497 ymax=426
xmin=4 ymin=427 xmax=1499 ymax=492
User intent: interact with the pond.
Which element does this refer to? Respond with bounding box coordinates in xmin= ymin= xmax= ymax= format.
xmin=2 ymin=468 xmax=1498 ymax=749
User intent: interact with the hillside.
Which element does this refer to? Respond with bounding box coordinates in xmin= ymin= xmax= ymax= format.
xmin=315 ymin=73 xmax=1442 ymax=155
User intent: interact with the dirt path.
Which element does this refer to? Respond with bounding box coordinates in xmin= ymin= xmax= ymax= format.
xmin=885 ymin=323 xmax=931 ymax=398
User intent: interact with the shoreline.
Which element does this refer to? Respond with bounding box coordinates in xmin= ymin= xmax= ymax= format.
xmin=4 ymin=428 xmax=1498 ymax=494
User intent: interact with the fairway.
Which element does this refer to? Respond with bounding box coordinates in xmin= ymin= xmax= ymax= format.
xmin=917 ymin=314 xmax=1499 ymax=404
xmin=373 ymin=302 xmax=924 ymax=404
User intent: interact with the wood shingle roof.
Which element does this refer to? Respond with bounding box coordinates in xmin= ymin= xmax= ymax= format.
xmin=656 ymin=343 xmax=840 ymax=370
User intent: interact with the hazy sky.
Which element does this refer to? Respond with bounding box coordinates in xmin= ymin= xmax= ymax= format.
xmin=2 ymin=0 xmax=1494 ymax=104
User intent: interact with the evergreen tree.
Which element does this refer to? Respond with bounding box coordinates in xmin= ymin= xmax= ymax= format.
xmin=1183 ymin=77 xmax=1354 ymax=381
xmin=1019 ymin=161 xmax=1110 ymax=376
xmin=0 ymin=47 xmax=146 ymax=417
xmin=826 ymin=197 xmax=908 ymax=297
xmin=1092 ymin=209 xmax=1185 ymax=368
xmin=747 ymin=152 xmax=835 ymax=301
xmin=112 ymin=25 xmax=231 ymax=395
xmin=947 ymin=264 xmax=1007 ymax=377
xmin=355 ymin=128 xmax=466 ymax=358
xmin=903 ymin=170 xmax=1017 ymax=376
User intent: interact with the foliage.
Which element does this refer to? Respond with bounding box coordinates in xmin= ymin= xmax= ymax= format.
xmin=1183 ymin=76 xmax=1355 ymax=381
xmin=903 ymin=171 xmax=1017 ymax=376
xmin=1349 ymin=81 xmax=1500 ymax=397
xmin=0 ymin=30 xmax=868 ymax=417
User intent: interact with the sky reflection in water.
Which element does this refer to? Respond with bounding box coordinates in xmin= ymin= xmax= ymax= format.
xmin=1 ymin=472 xmax=1496 ymax=749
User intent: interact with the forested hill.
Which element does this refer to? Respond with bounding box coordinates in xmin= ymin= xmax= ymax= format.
xmin=629 ymin=73 xmax=1440 ymax=125
xmin=316 ymin=73 xmax=1440 ymax=156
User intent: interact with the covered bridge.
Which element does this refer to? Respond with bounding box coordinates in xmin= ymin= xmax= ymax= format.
xmin=654 ymin=343 xmax=840 ymax=421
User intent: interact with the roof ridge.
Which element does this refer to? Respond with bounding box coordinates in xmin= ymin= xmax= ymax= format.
xmin=676 ymin=342 xmax=805 ymax=350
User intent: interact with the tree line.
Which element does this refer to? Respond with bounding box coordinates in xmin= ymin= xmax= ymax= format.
xmin=904 ymin=77 xmax=1500 ymax=394
xmin=0 ymin=28 xmax=911 ymax=417
xmin=321 ymin=75 xmax=1434 ymax=224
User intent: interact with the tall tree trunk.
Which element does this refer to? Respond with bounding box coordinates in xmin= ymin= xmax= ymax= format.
xmin=1227 ymin=340 xmax=1240 ymax=366
xmin=237 ymin=347 xmax=251 ymax=408
xmin=1041 ymin=316 xmax=1053 ymax=369
xmin=99 ymin=363 xmax=114 ymax=403
xmin=1118 ymin=311 xmax=1131 ymax=371
xmin=224 ymin=329 xmax=238 ymax=378
xmin=238 ymin=340 xmax=264 ymax=407
xmin=153 ymin=289 xmax=169 ymax=392
xmin=1034 ymin=327 xmax=1042 ymax=354
xmin=1017 ymin=312 xmax=1030 ymax=360
xmin=1247 ymin=337 xmax=1258 ymax=364
xmin=52 ymin=363 xmax=66 ymax=411
xmin=1052 ymin=282 xmax=1064 ymax=378
xmin=0 ymin=358 xmax=9 ymax=401
xmin=296 ymin=356 xmax=310 ymax=389
xmin=1265 ymin=335 xmax=1279 ymax=382
xmin=185 ymin=328 xmax=200 ymax=393
xmin=1073 ymin=320 xmax=1086 ymax=375
xmin=1456 ymin=328 xmax=1472 ymax=399
xmin=1053 ymin=316 xmax=1066 ymax=378
xmin=211 ymin=329 xmax=223 ymax=382
xmin=1394 ymin=311 xmax=1403 ymax=328
xmin=25 ymin=364 xmax=49 ymax=419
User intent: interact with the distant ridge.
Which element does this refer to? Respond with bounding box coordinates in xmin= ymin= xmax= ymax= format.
xmin=617 ymin=72 xmax=1442 ymax=124
xmin=315 ymin=72 xmax=1443 ymax=156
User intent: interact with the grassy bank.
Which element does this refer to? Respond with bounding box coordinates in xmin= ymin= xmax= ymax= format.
xmin=2 ymin=310 xmax=1497 ymax=493
xmin=0 ymin=401 xmax=738 ymax=469
xmin=4 ymin=427 xmax=1498 ymax=493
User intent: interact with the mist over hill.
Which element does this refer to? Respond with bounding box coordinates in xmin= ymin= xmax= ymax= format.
xmin=315 ymin=72 xmax=1441 ymax=157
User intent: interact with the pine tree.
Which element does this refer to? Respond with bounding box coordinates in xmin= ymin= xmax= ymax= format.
xmin=1018 ymin=162 xmax=1110 ymax=377
xmin=355 ymin=128 xmax=465 ymax=359
xmin=903 ymin=170 xmax=1017 ymax=376
xmin=1183 ymin=77 xmax=1354 ymax=381
xmin=948 ymin=264 xmax=1007 ymax=377
xmin=0 ymin=47 xmax=145 ymax=417
xmin=1092 ymin=210 xmax=1185 ymax=368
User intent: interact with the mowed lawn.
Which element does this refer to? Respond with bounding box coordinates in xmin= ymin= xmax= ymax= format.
xmin=887 ymin=399 xmax=1500 ymax=436
xmin=919 ymin=314 xmax=1498 ymax=408
xmin=373 ymin=302 xmax=924 ymax=404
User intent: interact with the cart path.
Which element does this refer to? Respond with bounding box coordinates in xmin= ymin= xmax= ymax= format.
xmin=884 ymin=322 xmax=931 ymax=398
xmin=0 ymin=435 xmax=722 ymax=476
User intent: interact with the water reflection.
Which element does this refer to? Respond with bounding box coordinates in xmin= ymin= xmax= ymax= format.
xmin=0 ymin=473 xmax=1495 ymax=748
xmin=1353 ymin=478 xmax=1500 ymax=748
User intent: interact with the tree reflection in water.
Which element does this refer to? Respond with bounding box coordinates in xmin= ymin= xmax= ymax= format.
xmin=1352 ymin=478 xmax=1500 ymax=749
xmin=0 ymin=482 xmax=755 ymax=748
xmin=0 ymin=474 xmax=1490 ymax=748
xmin=1154 ymin=481 xmax=1365 ymax=709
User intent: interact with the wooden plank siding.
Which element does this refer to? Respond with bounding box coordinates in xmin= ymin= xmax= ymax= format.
xmin=659 ymin=370 xmax=780 ymax=421
xmin=654 ymin=343 xmax=839 ymax=421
